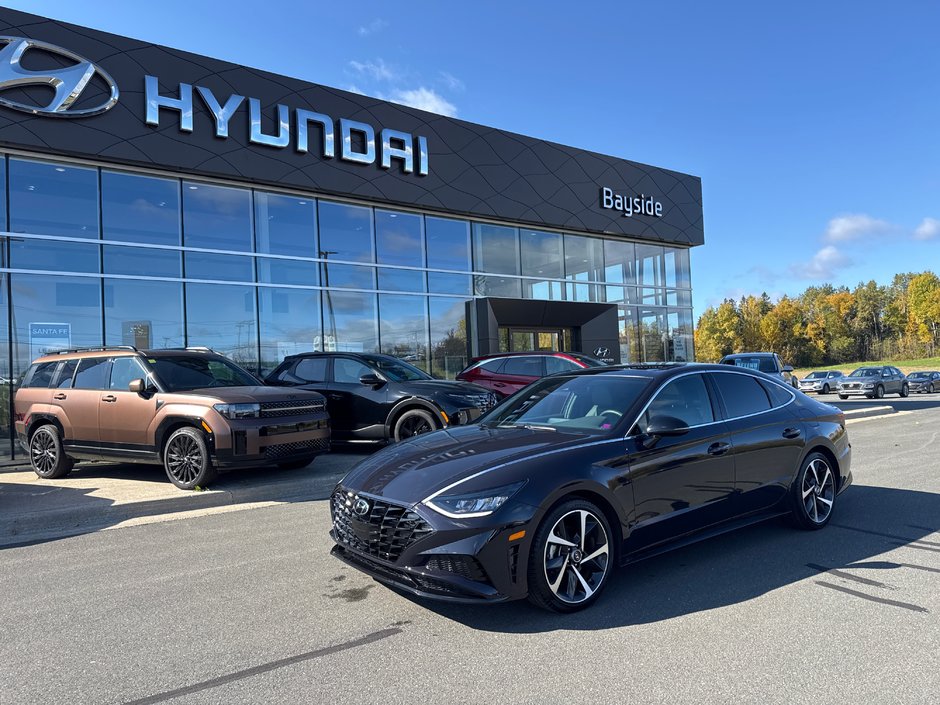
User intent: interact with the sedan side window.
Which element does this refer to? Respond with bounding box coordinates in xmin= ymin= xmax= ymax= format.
xmin=711 ymin=372 xmax=772 ymax=419
xmin=639 ymin=374 xmax=714 ymax=432
xmin=333 ymin=358 xmax=373 ymax=384
xmin=293 ymin=357 xmax=328 ymax=383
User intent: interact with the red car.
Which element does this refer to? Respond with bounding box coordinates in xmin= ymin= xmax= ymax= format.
xmin=456 ymin=351 xmax=605 ymax=398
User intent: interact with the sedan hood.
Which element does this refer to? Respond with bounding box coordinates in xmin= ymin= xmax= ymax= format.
xmin=340 ymin=425 xmax=598 ymax=504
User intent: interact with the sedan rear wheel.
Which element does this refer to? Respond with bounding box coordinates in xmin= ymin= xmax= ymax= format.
xmin=528 ymin=500 xmax=612 ymax=612
xmin=900 ymin=383 xmax=909 ymax=398
xmin=930 ymin=383 xmax=936 ymax=394
xmin=790 ymin=453 xmax=836 ymax=530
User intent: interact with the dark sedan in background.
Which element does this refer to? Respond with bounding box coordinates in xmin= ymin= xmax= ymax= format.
xmin=330 ymin=363 xmax=852 ymax=612
xmin=457 ymin=351 xmax=605 ymax=398
xmin=907 ymin=371 xmax=940 ymax=393
xmin=266 ymin=352 xmax=498 ymax=443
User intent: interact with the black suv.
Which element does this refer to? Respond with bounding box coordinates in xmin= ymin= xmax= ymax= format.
xmin=265 ymin=353 xmax=498 ymax=443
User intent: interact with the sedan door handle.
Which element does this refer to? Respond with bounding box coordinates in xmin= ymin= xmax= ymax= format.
xmin=707 ymin=442 xmax=731 ymax=456
xmin=101 ymin=395 xmax=117 ymax=403
xmin=53 ymin=393 xmax=67 ymax=400
xmin=783 ymin=427 xmax=802 ymax=439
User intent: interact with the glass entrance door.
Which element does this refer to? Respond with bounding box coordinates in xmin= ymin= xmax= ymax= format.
xmin=498 ymin=327 xmax=570 ymax=352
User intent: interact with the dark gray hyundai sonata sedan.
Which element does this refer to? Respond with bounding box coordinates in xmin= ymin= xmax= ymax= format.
xmin=330 ymin=363 xmax=852 ymax=612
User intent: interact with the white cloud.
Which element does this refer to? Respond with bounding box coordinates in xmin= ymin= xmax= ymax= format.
xmin=357 ymin=19 xmax=387 ymax=36
xmin=349 ymin=59 xmax=397 ymax=82
xmin=789 ymin=245 xmax=852 ymax=280
xmin=344 ymin=84 xmax=366 ymax=96
xmin=914 ymin=217 xmax=940 ymax=240
xmin=823 ymin=213 xmax=895 ymax=242
xmin=389 ymin=87 xmax=457 ymax=117
xmin=438 ymin=71 xmax=465 ymax=92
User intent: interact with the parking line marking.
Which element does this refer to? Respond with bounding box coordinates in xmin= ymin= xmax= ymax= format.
xmin=890 ymin=542 xmax=940 ymax=554
xmin=831 ymin=524 xmax=940 ymax=546
xmin=806 ymin=563 xmax=895 ymax=589
xmin=814 ymin=581 xmax=928 ymax=613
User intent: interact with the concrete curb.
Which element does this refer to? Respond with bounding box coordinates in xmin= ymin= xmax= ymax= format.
xmin=841 ymin=405 xmax=895 ymax=420
xmin=1 ymin=471 xmax=341 ymax=547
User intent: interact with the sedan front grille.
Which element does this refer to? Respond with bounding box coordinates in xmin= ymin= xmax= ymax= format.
xmin=331 ymin=490 xmax=433 ymax=563
xmin=260 ymin=399 xmax=326 ymax=418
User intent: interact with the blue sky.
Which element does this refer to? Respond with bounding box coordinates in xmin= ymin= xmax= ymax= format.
xmin=9 ymin=0 xmax=939 ymax=320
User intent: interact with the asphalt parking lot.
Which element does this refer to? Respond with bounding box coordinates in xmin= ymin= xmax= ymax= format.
xmin=1 ymin=403 xmax=938 ymax=704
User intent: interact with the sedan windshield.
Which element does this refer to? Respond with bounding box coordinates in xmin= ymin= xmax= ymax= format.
xmin=147 ymin=355 xmax=260 ymax=391
xmin=908 ymin=372 xmax=928 ymax=379
xmin=480 ymin=375 xmax=650 ymax=434
xmin=361 ymin=355 xmax=432 ymax=382
xmin=849 ymin=368 xmax=881 ymax=377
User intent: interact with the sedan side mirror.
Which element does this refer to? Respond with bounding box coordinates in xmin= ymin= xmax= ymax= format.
xmin=359 ymin=373 xmax=385 ymax=387
xmin=128 ymin=378 xmax=145 ymax=393
xmin=639 ymin=414 xmax=690 ymax=448
xmin=782 ymin=365 xmax=794 ymax=373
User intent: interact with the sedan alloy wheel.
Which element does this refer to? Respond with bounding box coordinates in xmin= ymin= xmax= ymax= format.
xmin=792 ymin=453 xmax=835 ymax=529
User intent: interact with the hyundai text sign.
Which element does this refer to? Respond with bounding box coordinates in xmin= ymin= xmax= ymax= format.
xmin=0 ymin=36 xmax=119 ymax=117
xmin=600 ymin=186 xmax=663 ymax=218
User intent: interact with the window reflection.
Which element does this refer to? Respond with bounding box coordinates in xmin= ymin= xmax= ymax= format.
xmin=474 ymin=275 xmax=522 ymax=298
xmin=259 ymin=288 xmax=321 ymax=374
xmin=255 ymin=192 xmax=316 ymax=257
xmin=321 ymin=262 xmax=374 ymax=289
xmin=318 ymin=201 xmax=373 ymax=263
xmin=375 ymin=210 xmax=423 ymax=267
xmin=185 ymin=283 xmax=258 ymax=369
xmin=639 ymin=307 xmax=666 ymax=362
xmin=257 ymin=257 xmax=319 ymax=286
xmin=185 ymin=252 xmax=255 ymax=282
xmin=379 ymin=294 xmax=428 ymax=369
xmin=11 ymin=239 xmax=99 ymax=273
xmin=521 ymin=230 xmax=563 ymax=279
xmin=472 ymin=223 xmax=519 ymax=274
xmin=102 ymin=171 xmax=180 ymax=245
xmin=604 ymin=240 xmax=636 ymax=286
xmin=322 ymin=290 xmax=378 ymax=353
xmin=183 ymin=182 xmax=253 ymax=251
xmin=564 ymin=234 xmax=604 ymax=282
xmin=10 ymin=159 xmax=99 ymax=238
xmin=665 ymin=247 xmax=691 ymax=289
xmin=104 ymin=279 xmax=183 ymax=349
xmin=428 ymin=272 xmax=471 ymax=296
xmin=429 ymin=297 xmax=467 ymax=379
xmin=636 ymin=244 xmax=664 ymax=288
xmin=104 ymin=246 xmax=181 ymax=278
xmin=618 ymin=305 xmax=639 ymax=363
xmin=377 ymin=267 xmax=425 ymax=292
xmin=426 ymin=217 xmax=470 ymax=271
xmin=522 ymin=278 xmax=563 ymax=300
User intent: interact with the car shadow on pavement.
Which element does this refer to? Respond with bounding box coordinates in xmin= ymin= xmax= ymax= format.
xmin=420 ymin=485 xmax=940 ymax=632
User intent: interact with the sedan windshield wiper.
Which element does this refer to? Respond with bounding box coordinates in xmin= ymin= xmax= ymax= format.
xmin=498 ymin=422 xmax=556 ymax=432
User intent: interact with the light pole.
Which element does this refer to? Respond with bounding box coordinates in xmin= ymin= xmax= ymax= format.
xmin=319 ymin=249 xmax=338 ymax=351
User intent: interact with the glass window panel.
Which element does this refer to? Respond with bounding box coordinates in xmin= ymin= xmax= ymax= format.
xmin=110 ymin=357 xmax=147 ymax=390
xmin=321 ymin=263 xmax=374 ymax=290
xmin=378 ymin=267 xmax=425 ymax=293
xmin=429 ymin=297 xmax=467 ymax=380
xmin=523 ymin=278 xmax=563 ymax=300
xmin=182 ymin=182 xmax=252 ymax=251
xmin=104 ymin=246 xmax=181 ymax=278
xmin=665 ymin=248 xmax=692 ymax=289
xmin=74 ymin=358 xmax=111 ymax=389
xmin=474 ymin=275 xmax=522 ymax=298
xmin=257 ymin=257 xmax=319 ymax=286
xmin=9 ymin=159 xmax=99 ymax=238
xmin=185 ymin=283 xmax=258 ymax=369
xmin=604 ymin=240 xmax=636 ymax=286
xmin=636 ymin=244 xmax=665 ymax=288
xmin=711 ymin=373 xmax=772 ymax=418
xmin=641 ymin=288 xmax=665 ymax=306
xmin=104 ymin=279 xmax=184 ymax=349
xmin=11 ymin=275 xmax=102 ymax=377
xmin=426 ymin=217 xmax=470 ymax=271
xmin=55 ymin=359 xmax=78 ymax=389
xmin=521 ymin=230 xmax=564 ymax=279
xmin=604 ymin=286 xmax=639 ymax=304
xmin=10 ymin=239 xmax=99 ymax=273
xmin=565 ymin=282 xmax=599 ymax=302
xmin=259 ymin=287 xmax=321 ymax=374
xmin=472 ymin=223 xmax=519 ymax=275
xmin=185 ymin=252 xmax=254 ymax=282
xmin=102 ymin=171 xmax=180 ymax=245
xmin=428 ymin=272 xmax=472 ymax=296
xmin=321 ymin=290 xmax=378 ymax=353
xmin=564 ymin=234 xmax=604 ymax=282
xmin=639 ymin=308 xmax=666 ymax=362
xmin=375 ymin=210 xmax=423 ymax=267
xmin=0 ymin=158 xmax=6 ymax=232
xmin=664 ymin=289 xmax=693 ymax=307
xmin=254 ymin=192 xmax=316 ymax=257
xmin=318 ymin=201 xmax=373 ymax=263
xmin=379 ymin=294 xmax=428 ymax=369
xmin=334 ymin=358 xmax=373 ymax=383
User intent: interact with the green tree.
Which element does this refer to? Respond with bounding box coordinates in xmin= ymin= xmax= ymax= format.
xmin=694 ymin=299 xmax=740 ymax=361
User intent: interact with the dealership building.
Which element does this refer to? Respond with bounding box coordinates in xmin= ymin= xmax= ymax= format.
xmin=0 ymin=8 xmax=703 ymax=458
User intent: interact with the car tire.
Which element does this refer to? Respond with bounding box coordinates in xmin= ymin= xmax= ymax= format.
xmin=900 ymin=383 xmax=909 ymax=398
xmin=392 ymin=408 xmax=438 ymax=442
xmin=28 ymin=424 xmax=74 ymax=479
xmin=163 ymin=427 xmax=216 ymax=490
xmin=930 ymin=383 xmax=936 ymax=394
xmin=874 ymin=385 xmax=884 ymax=399
xmin=277 ymin=456 xmax=316 ymax=470
xmin=838 ymin=394 xmax=848 ymax=400
xmin=790 ymin=452 xmax=836 ymax=530
xmin=527 ymin=499 xmax=613 ymax=613
xmin=822 ymin=384 xmax=830 ymax=395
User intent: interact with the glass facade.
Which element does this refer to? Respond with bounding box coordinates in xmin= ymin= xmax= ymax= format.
xmin=0 ymin=153 xmax=695 ymax=458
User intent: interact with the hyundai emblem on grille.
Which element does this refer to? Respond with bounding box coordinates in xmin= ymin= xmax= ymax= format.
xmin=353 ymin=498 xmax=371 ymax=517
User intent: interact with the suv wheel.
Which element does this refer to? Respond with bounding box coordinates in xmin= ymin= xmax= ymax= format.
xmin=821 ymin=383 xmax=830 ymax=395
xmin=29 ymin=424 xmax=74 ymax=479
xmin=392 ymin=408 xmax=438 ymax=442
xmin=874 ymin=384 xmax=885 ymax=399
xmin=899 ymin=383 xmax=909 ymax=398
xmin=163 ymin=427 xmax=216 ymax=490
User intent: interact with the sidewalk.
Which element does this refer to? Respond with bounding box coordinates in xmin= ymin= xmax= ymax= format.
xmin=0 ymin=452 xmax=365 ymax=547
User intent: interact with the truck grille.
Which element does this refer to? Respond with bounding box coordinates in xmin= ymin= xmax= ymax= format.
xmin=331 ymin=490 xmax=433 ymax=563
xmin=260 ymin=399 xmax=326 ymax=418
xmin=264 ymin=437 xmax=329 ymax=459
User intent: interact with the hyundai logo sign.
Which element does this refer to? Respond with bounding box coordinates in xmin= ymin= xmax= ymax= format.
xmin=593 ymin=346 xmax=610 ymax=359
xmin=0 ymin=36 xmax=119 ymax=117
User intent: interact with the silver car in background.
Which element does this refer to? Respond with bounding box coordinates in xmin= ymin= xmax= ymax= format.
xmin=799 ymin=370 xmax=844 ymax=395
xmin=837 ymin=366 xmax=909 ymax=399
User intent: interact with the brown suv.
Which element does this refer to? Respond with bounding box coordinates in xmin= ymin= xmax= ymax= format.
xmin=14 ymin=347 xmax=330 ymax=489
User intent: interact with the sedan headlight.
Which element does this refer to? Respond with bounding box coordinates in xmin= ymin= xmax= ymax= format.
xmin=213 ymin=403 xmax=261 ymax=419
xmin=426 ymin=481 xmax=526 ymax=518
xmin=863 ymin=383 xmax=874 ymax=389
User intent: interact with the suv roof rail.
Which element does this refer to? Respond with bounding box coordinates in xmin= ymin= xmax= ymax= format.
xmin=155 ymin=346 xmax=220 ymax=354
xmin=50 ymin=345 xmax=138 ymax=355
